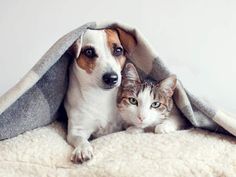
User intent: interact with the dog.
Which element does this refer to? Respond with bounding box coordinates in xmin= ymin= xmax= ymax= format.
xmin=64 ymin=27 xmax=136 ymax=163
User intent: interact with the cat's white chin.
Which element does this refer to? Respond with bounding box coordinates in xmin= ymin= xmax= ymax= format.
xmin=135 ymin=123 xmax=149 ymax=129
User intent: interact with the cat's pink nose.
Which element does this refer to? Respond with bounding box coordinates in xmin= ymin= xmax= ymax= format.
xmin=138 ymin=116 xmax=144 ymax=122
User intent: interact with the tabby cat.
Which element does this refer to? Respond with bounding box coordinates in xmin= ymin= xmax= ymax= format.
xmin=117 ymin=63 xmax=187 ymax=134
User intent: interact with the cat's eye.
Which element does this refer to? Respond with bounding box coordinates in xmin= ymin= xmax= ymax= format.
xmin=151 ymin=101 xmax=161 ymax=109
xmin=128 ymin=97 xmax=138 ymax=106
xmin=83 ymin=47 xmax=97 ymax=58
xmin=113 ymin=47 xmax=123 ymax=56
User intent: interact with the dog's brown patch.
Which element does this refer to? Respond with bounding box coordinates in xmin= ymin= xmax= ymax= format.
xmin=105 ymin=29 xmax=126 ymax=69
xmin=116 ymin=28 xmax=137 ymax=54
xmin=76 ymin=53 xmax=96 ymax=74
xmin=105 ymin=29 xmax=121 ymax=49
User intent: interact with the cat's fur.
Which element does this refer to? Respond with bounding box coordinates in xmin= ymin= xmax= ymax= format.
xmin=117 ymin=63 xmax=187 ymax=134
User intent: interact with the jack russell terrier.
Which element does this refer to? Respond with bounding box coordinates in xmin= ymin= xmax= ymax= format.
xmin=64 ymin=28 xmax=136 ymax=163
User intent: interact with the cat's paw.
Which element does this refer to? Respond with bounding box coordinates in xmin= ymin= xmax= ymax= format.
xmin=71 ymin=142 xmax=94 ymax=163
xmin=126 ymin=126 xmax=144 ymax=134
xmin=155 ymin=121 xmax=177 ymax=134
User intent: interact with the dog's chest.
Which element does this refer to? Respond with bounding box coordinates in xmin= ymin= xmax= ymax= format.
xmin=78 ymin=88 xmax=121 ymax=137
xmin=90 ymin=95 xmax=120 ymax=137
xmin=92 ymin=114 xmax=121 ymax=138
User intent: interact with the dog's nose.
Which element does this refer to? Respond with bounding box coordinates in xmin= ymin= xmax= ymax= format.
xmin=102 ymin=72 xmax=118 ymax=86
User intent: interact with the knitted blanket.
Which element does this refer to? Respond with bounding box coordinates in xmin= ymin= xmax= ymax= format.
xmin=0 ymin=22 xmax=235 ymax=139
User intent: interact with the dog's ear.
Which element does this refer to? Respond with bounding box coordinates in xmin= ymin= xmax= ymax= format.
xmin=67 ymin=42 xmax=78 ymax=58
xmin=67 ymin=36 xmax=83 ymax=58
xmin=116 ymin=28 xmax=137 ymax=54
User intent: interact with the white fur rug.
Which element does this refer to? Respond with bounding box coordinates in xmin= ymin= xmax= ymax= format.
xmin=0 ymin=121 xmax=236 ymax=177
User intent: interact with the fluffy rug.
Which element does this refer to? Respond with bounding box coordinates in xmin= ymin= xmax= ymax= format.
xmin=0 ymin=121 xmax=235 ymax=177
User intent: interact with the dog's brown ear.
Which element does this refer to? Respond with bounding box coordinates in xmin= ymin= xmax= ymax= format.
xmin=67 ymin=42 xmax=78 ymax=58
xmin=116 ymin=28 xmax=137 ymax=54
xmin=67 ymin=37 xmax=82 ymax=58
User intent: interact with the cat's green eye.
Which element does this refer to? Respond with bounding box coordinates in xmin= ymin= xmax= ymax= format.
xmin=128 ymin=97 xmax=138 ymax=106
xmin=151 ymin=101 xmax=161 ymax=109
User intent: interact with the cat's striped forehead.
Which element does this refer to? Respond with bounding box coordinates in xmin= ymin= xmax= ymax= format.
xmin=136 ymin=81 xmax=158 ymax=99
xmin=120 ymin=79 xmax=158 ymax=97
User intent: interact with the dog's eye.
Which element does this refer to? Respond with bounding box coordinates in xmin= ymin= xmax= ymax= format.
xmin=150 ymin=101 xmax=161 ymax=109
xmin=83 ymin=47 xmax=97 ymax=58
xmin=128 ymin=97 xmax=138 ymax=106
xmin=113 ymin=47 xmax=123 ymax=56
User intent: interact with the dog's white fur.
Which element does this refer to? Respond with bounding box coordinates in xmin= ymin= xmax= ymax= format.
xmin=64 ymin=30 xmax=124 ymax=163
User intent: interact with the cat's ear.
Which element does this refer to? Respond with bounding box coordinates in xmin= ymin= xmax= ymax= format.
xmin=123 ymin=63 xmax=140 ymax=82
xmin=159 ymin=75 xmax=177 ymax=97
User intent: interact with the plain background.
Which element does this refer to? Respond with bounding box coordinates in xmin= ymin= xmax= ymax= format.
xmin=0 ymin=0 xmax=235 ymax=113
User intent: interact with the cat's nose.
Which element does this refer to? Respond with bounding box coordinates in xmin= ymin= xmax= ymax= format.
xmin=138 ymin=116 xmax=144 ymax=122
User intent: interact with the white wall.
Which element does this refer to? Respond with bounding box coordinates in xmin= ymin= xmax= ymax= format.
xmin=0 ymin=0 xmax=235 ymax=113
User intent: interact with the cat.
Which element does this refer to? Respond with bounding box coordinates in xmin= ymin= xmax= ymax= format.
xmin=117 ymin=63 xmax=187 ymax=134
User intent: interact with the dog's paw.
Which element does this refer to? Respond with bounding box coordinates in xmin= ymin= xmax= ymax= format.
xmin=154 ymin=121 xmax=177 ymax=134
xmin=126 ymin=126 xmax=144 ymax=134
xmin=71 ymin=142 xmax=94 ymax=163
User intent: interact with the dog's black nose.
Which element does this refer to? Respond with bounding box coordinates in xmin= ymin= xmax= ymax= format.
xmin=102 ymin=72 xmax=118 ymax=86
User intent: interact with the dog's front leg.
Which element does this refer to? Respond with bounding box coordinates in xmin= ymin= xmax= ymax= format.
xmin=67 ymin=127 xmax=93 ymax=163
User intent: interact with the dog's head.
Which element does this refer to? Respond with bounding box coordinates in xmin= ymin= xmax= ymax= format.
xmin=72 ymin=28 xmax=136 ymax=90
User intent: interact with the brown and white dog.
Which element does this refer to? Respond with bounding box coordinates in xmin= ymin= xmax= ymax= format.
xmin=64 ymin=28 xmax=136 ymax=163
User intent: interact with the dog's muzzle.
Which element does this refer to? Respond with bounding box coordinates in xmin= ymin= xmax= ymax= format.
xmin=102 ymin=72 xmax=118 ymax=89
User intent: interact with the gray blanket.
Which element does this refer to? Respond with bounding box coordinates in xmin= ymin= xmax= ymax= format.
xmin=1 ymin=22 xmax=236 ymax=140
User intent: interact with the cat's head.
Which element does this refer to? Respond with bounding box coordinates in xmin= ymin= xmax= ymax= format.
xmin=117 ymin=63 xmax=177 ymax=128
